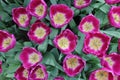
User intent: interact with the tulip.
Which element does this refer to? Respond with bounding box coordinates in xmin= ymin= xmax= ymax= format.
xmin=12 ymin=7 xmax=31 ymax=28
xmin=20 ymin=47 xmax=42 ymax=69
xmin=63 ymin=54 xmax=86 ymax=77
xmin=50 ymin=4 xmax=74 ymax=28
xmin=0 ymin=30 xmax=16 ymax=52
xmin=53 ymin=29 xmax=78 ymax=54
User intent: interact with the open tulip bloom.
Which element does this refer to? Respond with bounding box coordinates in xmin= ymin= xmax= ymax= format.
xmin=74 ymin=0 xmax=92 ymax=9
xmin=78 ymin=14 xmax=100 ymax=34
xmin=27 ymin=0 xmax=47 ymax=19
xmin=0 ymin=30 xmax=16 ymax=52
xmin=108 ymin=6 xmax=120 ymax=28
xmin=89 ymin=68 xmax=114 ymax=80
xmin=50 ymin=4 xmax=74 ymax=28
xmin=28 ymin=21 xmax=51 ymax=44
xmin=54 ymin=76 xmax=64 ymax=80
xmin=101 ymin=53 xmax=120 ymax=75
xmin=20 ymin=47 xmax=42 ymax=69
xmin=15 ymin=66 xmax=29 ymax=80
xmin=105 ymin=0 xmax=120 ymax=5
xmin=83 ymin=32 xmax=111 ymax=57
xmin=12 ymin=7 xmax=32 ymax=28
xmin=63 ymin=55 xmax=86 ymax=77
xmin=29 ymin=64 xmax=48 ymax=80
xmin=53 ymin=29 xmax=78 ymax=54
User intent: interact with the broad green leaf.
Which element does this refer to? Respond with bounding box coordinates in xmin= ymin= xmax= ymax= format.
xmin=50 ymin=0 xmax=57 ymax=4
xmin=37 ymin=37 xmax=48 ymax=53
xmin=75 ymin=32 xmax=85 ymax=54
xmin=49 ymin=28 xmax=58 ymax=39
xmin=24 ymin=41 xmax=33 ymax=47
xmin=23 ymin=0 xmax=30 ymax=7
xmin=101 ymin=30 xmax=120 ymax=38
xmin=42 ymin=52 xmax=63 ymax=71
xmin=100 ymin=4 xmax=110 ymax=13
xmin=109 ymin=43 xmax=118 ymax=53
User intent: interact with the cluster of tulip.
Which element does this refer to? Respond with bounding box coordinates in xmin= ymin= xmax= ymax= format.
xmin=0 ymin=0 xmax=120 ymax=80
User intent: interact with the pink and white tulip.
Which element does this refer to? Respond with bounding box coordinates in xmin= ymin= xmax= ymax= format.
xmin=53 ymin=29 xmax=78 ymax=54
xmin=0 ymin=30 xmax=16 ymax=52
xmin=74 ymin=0 xmax=92 ymax=9
xmin=63 ymin=54 xmax=86 ymax=77
xmin=108 ymin=6 xmax=120 ymax=28
xmin=50 ymin=4 xmax=74 ymax=28
xmin=20 ymin=47 xmax=42 ymax=69
xmin=12 ymin=7 xmax=31 ymax=28
xmin=28 ymin=21 xmax=51 ymax=44
xmin=78 ymin=14 xmax=100 ymax=34
xmin=27 ymin=0 xmax=47 ymax=19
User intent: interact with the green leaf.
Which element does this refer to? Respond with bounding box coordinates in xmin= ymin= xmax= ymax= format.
xmin=49 ymin=28 xmax=58 ymax=39
xmin=75 ymin=32 xmax=85 ymax=54
xmin=109 ymin=43 xmax=118 ymax=53
xmin=37 ymin=37 xmax=48 ymax=53
xmin=101 ymin=30 xmax=120 ymax=38
xmin=23 ymin=0 xmax=30 ymax=7
xmin=23 ymin=41 xmax=33 ymax=47
xmin=50 ymin=48 xmax=59 ymax=61
xmin=50 ymin=0 xmax=57 ymax=4
xmin=0 ymin=11 xmax=11 ymax=22
xmin=42 ymin=52 xmax=63 ymax=71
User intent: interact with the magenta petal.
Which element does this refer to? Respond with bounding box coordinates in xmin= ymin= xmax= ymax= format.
xmin=19 ymin=47 xmax=42 ymax=69
xmin=78 ymin=14 xmax=100 ymax=34
xmin=29 ymin=64 xmax=48 ymax=80
xmin=27 ymin=21 xmax=51 ymax=44
xmin=101 ymin=53 xmax=120 ymax=75
xmin=105 ymin=0 xmax=120 ymax=5
xmin=12 ymin=7 xmax=32 ymax=28
xmin=27 ymin=0 xmax=47 ymax=19
xmin=54 ymin=76 xmax=64 ymax=80
xmin=74 ymin=0 xmax=92 ymax=9
xmin=0 ymin=30 xmax=16 ymax=52
xmin=83 ymin=32 xmax=111 ymax=57
xmin=108 ymin=6 xmax=120 ymax=28
xmin=89 ymin=68 xmax=114 ymax=80
xmin=50 ymin=4 xmax=74 ymax=28
xmin=118 ymin=39 xmax=120 ymax=52
xmin=63 ymin=54 xmax=86 ymax=77
xmin=53 ymin=29 xmax=78 ymax=54
xmin=14 ymin=66 xmax=29 ymax=80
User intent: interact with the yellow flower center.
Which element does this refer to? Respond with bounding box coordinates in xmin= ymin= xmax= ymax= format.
xmin=89 ymin=37 xmax=103 ymax=51
xmin=76 ymin=0 xmax=85 ymax=6
xmin=23 ymin=69 xmax=28 ymax=78
xmin=35 ymin=68 xmax=44 ymax=79
xmin=82 ymin=22 xmax=94 ymax=32
xmin=29 ymin=53 xmax=40 ymax=64
xmin=34 ymin=27 xmax=46 ymax=38
xmin=113 ymin=13 xmax=120 ymax=23
xmin=57 ymin=37 xmax=69 ymax=49
xmin=35 ymin=4 xmax=44 ymax=16
xmin=104 ymin=57 xmax=114 ymax=67
xmin=95 ymin=70 xmax=109 ymax=80
xmin=2 ymin=37 xmax=12 ymax=48
xmin=18 ymin=14 xmax=28 ymax=25
xmin=66 ymin=58 xmax=79 ymax=69
xmin=53 ymin=12 xmax=66 ymax=25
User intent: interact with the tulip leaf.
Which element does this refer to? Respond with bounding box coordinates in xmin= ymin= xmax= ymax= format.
xmin=23 ymin=0 xmax=30 ymax=7
xmin=101 ymin=30 xmax=120 ymax=38
xmin=75 ymin=32 xmax=85 ymax=54
xmin=37 ymin=37 xmax=48 ymax=53
xmin=49 ymin=28 xmax=58 ymax=39
xmin=42 ymin=52 xmax=63 ymax=71
xmin=50 ymin=0 xmax=57 ymax=4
